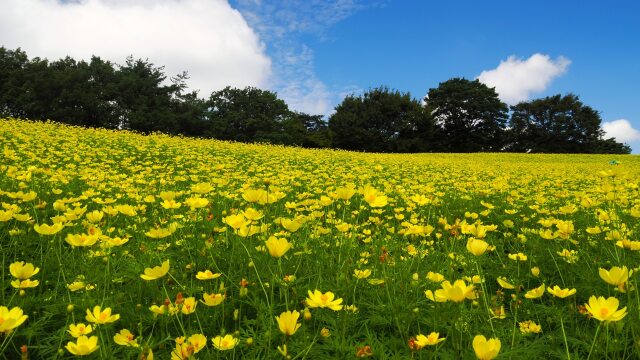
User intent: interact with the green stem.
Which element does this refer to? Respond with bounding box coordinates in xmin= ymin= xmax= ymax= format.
xmin=586 ymin=323 xmax=601 ymax=360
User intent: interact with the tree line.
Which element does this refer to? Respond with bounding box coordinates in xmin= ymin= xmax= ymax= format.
xmin=0 ymin=47 xmax=630 ymax=153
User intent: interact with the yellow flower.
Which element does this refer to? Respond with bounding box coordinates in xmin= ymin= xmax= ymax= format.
xmin=508 ymin=252 xmax=527 ymax=261
xmin=171 ymin=343 xmax=193 ymax=360
xmin=530 ymin=267 xmax=540 ymax=277
xmin=353 ymin=269 xmax=372 ymax=279
xmin=435 ymin=280 xmax=477 ymax=302
xmin=361 ymin=185 xmax=388 ymax=207
xmin=305 ymin=290 xmax=343 ymax=311
xmin=114 ymin=329 xmax=139 ymax=347
xmin=85 ymin=306 xmax=120 ymax=324
xmin=524 ymin=284 xmax=545 ymax=299
xmin=547 ymin=285 xmax=576 ymax=298
xmin=496 ymin=277 xmax=515 ymax=290
xmin=149 ymin=305 xmax=167 ymax=315
xmin=181 ymin=297 xmax=197 ymax=315
xmin=10 ymin=279 xmax=39 ymax=289
xmin=212 ymin=334 xmax=239 ymax=351
xmin=599 ymin=266 xmax=631 ymax=291
xmin=519 ymin=320 xmax=542 ymax=334
xmin=67 ymin=323 xmax=93 ymax=338
xmin=188 ymin=334 xmax=207 ymax=353
xmin=0 ymin=306 xmax=28 ymax=334
xmin=33 ymin=222 xmax=64 ymax=235
xmin=9 ymin=261 xmax=40 ymax=280
xmin=243 ymin=207 xmax=264 ymax=220
xmin=65 ymin=232 xmax=100 ymax=247
xmin=224 ymin=214 xmax=249 ymax=229
xmin=466 ymin=238 xmax=490 ymax=256
xmin=85 ymin=210 xmax=104 ymax=223
xmin=414 ymin=332 xmax=445 ymax=348
xmin=140 ymin=260 xmax=170 ymax=281
xmin=426 ymin=271 xmax=445 ymax=283
xmin=67 ymin=281 xmax=86 ymax=292
xmin=276 ymin=310 xmax=301 ymax=336
xmin=472 ymin=335 xmax=501 ymax=360
xmin=585 ymin=296 xmax=627 ymax=322
xmin=66 ymin=335 xmax=99 ymax=356
xmin=196 ymin=270 xmax=221 ymax=280
xmin=265 ymin=236 xmax=292 ymax=258
xmin=201 ymin=292 xmax=226 ymax=307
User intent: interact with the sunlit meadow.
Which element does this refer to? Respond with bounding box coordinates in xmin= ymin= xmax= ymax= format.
xmin=1 ymin=118 xmax=640 ymax=359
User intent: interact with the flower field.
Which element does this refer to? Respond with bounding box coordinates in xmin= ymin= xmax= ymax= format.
xmin=2 ymin=118 xmax=640 ymax=359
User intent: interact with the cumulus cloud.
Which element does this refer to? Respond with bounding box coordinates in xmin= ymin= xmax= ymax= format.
xmin=0 ymin=0 xmax=271 ymax=96
xmin=477 ymin=53 xmax=570 ymax=105
xmin=602 ymin=119 xmax=640 ymax=143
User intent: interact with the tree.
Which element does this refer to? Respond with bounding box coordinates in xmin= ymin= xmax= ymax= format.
xmin=329 ymin=87 xmax=433 ymax=152
xmin=424 ymin=78 xmax=508 ymax=152
xmin=508 ymin=94 xmax=628 ymax=153
xmin=280 ymin=112 xmax=331 ymax=148
xmin=204 ymin=86 xmax=290 ymax=143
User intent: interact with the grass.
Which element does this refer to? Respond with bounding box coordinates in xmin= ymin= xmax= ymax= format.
xmin=1 ymin=118 xmax=640 ymax=359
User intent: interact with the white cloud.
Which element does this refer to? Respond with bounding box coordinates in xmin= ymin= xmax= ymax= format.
xmin=477 ymin=53 xmax=570 ymax=105
xmin=0 ymin=0 xmax=271 ymax=96
xmin=234 ymin=1 xmax=374 ymax=115
xmin=602 ymin=119 xmax=640 ymax=143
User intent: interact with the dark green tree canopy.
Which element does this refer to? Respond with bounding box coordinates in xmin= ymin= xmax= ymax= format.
xmin=0 ymin=47 xmax=630 ymax=154
xmin=508 ymin=94 xmax=628 ymax=153
xmin=329 ymin=87 xmax=433 ymax=152
xmin=204 ymin=86 xmax=290 ymax=143
xmin=425 ymin=78 xmax=508 ymax=152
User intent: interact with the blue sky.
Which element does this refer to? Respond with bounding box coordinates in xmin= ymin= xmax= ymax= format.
xmin=230 ymin=0 xmax=640 ymax=152
xmin=1 ymin=0 xmax=639 ymax=151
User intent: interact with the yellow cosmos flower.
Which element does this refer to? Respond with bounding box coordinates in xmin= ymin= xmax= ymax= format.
xmin=243 ymin=207 xmax=264 ymax=220
xmin=212 ymin=334 xmax=239 ymax=351
xmin=524 ymin=284 xmax=545 ymax=299
xmin=353 ymin=269 xmax=372 ymax=279
xmin=184 ymin=196 xmax=209 ymax=209
xmin=472 ymin=335 xmax=501 ymax=360
xmin=265 ymin=236 xmax=292 ymax=258
xmin=196 ymin=270 xmax=221 ymax=280
xmin=519 ymin=320 xmax=542 ymax=334
xmin=187 ymin=334 xmax=207 ymax=353
xmin=0 ymin=306 xmax=28 ymax=334
xmin=547 ymin=285 xmax=576 ymax=298
xmin=224 ymin=214 xmax=250 ymax=229
xmin=466 ymin=238 xmax=490 ymax=256
xmin=585 ymin=296 xmax=627 ymax=322
xmin=145 ymin=227 xmax=173 ymax=239
xmin=85 ymin=210 xmax=104 ymax=223
xmin=66 ymin=232 xmax=100 ymax=247
xmin=201 ymin=292 xmax=226 ymax=307
xmin=434 ymin=280 xmax=477 ymax=302
xmin=181 ymin=297 xmax=197 ymax=315
xmin=66 ymin=335 xmax=99 ymax=356
xmin=85 ymin=306 xmax=120 ymax=324
xmin=9 ymin=261 xmax=40 ymax=280
xmin=531 ymin=267 xmax=540 ymax=277
xmin=305 ymin=290 xmax=344 ymax=311
xmin=68 ymin=323 xmax=93 ymax=338
xmin=496 ymin=277 xmax=515 ymax=290
xmin=276 ymin=310 xmax=301 ymax=336
xmin=67 ymin=281 xmax=86 ymax=292
xmin=426 ymin=271 xmax=445 ymax=283
xmin=11 ymin=279 xmax=39 ymax=289
xmin=508 ymin=252 xmax=527 ymax=261
xmin=361 ymin=185 xmax=388 ymax=207
xmin=599 ymin=266 xmax=631 ymax=292
xmin=414 ymin=332 xmax=446 ymax=348
xmin=33 ymin=222 xmax=64 ymax=235
xmin=114 ymin=329 xmax=139 ymax=347
xmin=140 ymin=260 xmax=170 ymax=281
